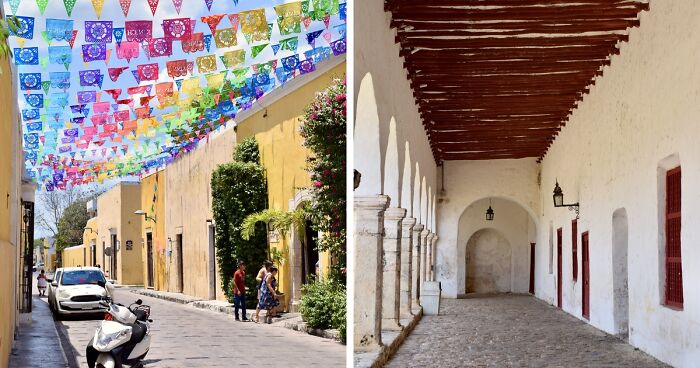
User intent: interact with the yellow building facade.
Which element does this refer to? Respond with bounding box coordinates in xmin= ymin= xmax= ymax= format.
xmin=61 ymin=245 xmax=88 ymax=268
xmin=93 ymin=182 xmax=145 ymax=286
xmin=158 ymin=58 xmax=345 ymax=309
xmin=139 ymin=172 xmax=167 ymax=291
xmin=0 ymin=56 xmax=25 ymax=367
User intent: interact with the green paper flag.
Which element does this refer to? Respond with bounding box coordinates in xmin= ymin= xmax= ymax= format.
xmin=243 ymin=32 xmax=252 ymax=44
xmin=39 ymin=57 xmax=48 ymax=70
xmin=42 ymin=81 xmax=50 ymax=94
xmin=267 ymin=23 xmax=273 ymax=40
xmin=41 ymin=31 xmax=52 ymax=45
xmin=64 ymin=62 xmax=70 ymax=71
xmin=36 ymin=0 xmax=49 ymax=14
xmin=63 ymin=0 xmax=77 ymax=16
xmin=301 ymin=0 xmax=309 ymax=16
xmin=251 ymin=43 xmax=268 ymax=58
xmin=44 ymin=97 xmax=51 ymax=106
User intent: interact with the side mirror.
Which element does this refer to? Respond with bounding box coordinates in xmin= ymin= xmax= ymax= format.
xmin=46 ymin=278 xmax=53 ymax=283
xmin=135 ymin=299 xmax=143 ymax=305
xmin=97 ymin=280 xmax=106 ymax=288
xmin=51 ymin=281 xmax=58 ymax=287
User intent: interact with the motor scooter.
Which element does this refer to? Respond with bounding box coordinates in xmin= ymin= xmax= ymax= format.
xmin=86 ymin=280 xmax=152 ymax=368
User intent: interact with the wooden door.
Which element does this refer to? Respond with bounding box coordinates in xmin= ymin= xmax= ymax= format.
xmin=582 ymin=231 xmax=590 ymax=319
xmin=146 ymin=232 xmax=154 ymax=288
xmin=557 ymin=228 xmax=563 ymax=308
xmin=529 ymin=243 xmax=535 ymax=294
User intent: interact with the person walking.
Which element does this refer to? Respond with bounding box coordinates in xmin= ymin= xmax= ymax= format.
xmin=232 ymin=261 xmax=248 ymax=321
xmin=37 ymin=269 xmax=48 ymax=296
xmin=253 ymin=260 xmax=272 ymax=323
xmin=258 ymin=266 xmax=280 ymax=324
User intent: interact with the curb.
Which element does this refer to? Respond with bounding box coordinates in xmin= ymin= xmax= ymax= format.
xmin=130 ymin=289 xmax=343 ymax=342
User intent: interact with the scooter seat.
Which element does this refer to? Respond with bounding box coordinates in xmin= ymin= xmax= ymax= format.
xmin=133 ymin=308 xmax=148 ymax=322
xmin=129 ymin=322 xmax=147 ymax=344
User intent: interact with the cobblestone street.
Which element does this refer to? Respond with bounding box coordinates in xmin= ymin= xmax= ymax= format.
xmin=387 ymin=294 xmax=668 ymax=368
xmin=46 ymin=288 xmax=344 ymax=368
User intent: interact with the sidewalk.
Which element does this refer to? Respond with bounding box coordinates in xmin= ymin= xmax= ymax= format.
xmin=131 ymin=288 xmax=342 ymax=341
xmin=9 ymin=296 xmax=71 ymax=368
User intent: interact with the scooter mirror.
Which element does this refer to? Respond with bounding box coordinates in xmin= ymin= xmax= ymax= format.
xmin=136 ymin=299 xmax=143 ymax=305
xmin=104 ymin=280 xmax=115 ymax=297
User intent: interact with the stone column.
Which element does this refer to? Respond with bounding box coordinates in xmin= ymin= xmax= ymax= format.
xmin=400 ymin=217 xmax=416 ymax=318
xmin=354 ymin=195 xmax=389 ymax=352
xmin=382 ymin=207 xmax=405 ymax=331
xmin=426 ymin=233 xmax=435 ymax=282
xmin=411 ymin=224 xmax=424 ymax=312
xmin=430 ymin=235 xmax=439 ymax=281
xmin=420 ymin=229 xmax=429 ymax=289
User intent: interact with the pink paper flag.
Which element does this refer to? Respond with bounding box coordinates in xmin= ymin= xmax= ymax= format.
xmin=324 ymin=14 xmax=330 ymax=29
xmin=323 ymin=32 xmax=332 ymax=43
xmin=227 ymin=14 xmax=239 ymax=32
xmin=119 ymin=0 xmax=131 ymax=17
xmin=147 ymin=0 xmax=159 ymax=16
xmin=172 ymin=0 xmax=182 ymax=14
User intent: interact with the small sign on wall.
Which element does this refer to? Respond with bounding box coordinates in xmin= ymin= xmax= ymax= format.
xmin=126 ymin=240 xmax=133 ymax=251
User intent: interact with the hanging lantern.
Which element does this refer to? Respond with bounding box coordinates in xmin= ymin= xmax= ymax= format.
xmin=486 ymin=199 xmax=494 ymax=221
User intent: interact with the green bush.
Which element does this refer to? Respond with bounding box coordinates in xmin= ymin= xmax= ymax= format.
xmin=211 ymin=137 xmax=268 ymax=306
xmin=299 ymin=278 xmax=347 ymax=343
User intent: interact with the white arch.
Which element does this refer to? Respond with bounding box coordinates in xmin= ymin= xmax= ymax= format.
xmin=420 ymin=176 xmax=428 ymax=226
xmin=413 ymin=163 xmax=421 ymax=223
xmin=432 ymin=193 xmax=437 ymax=232
xmin=455 ymin=197 xmax=538 ymax=296
xmin=401 ymin=142 xmax=413 ymax=215
xmin=355 ymin=73 xmax=382 ymax=195
xmin=383 ymin=118 xmax=400 ymax=207
xmin=427 ymin=186 xmax=432 ymax=232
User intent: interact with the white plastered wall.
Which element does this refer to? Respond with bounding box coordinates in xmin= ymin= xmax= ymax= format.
xmin=436 ymin=159 xmax=540 ymax=298
xmin=532 ymin=1 xmax=700 ymax=366
xmin=354 ymin=1 xmax=437 ymax=219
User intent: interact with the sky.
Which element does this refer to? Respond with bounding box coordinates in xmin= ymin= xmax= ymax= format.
xmin=7 ymin=0 xmax=347 ymax=237
xmin=6 ymin=0 xmax=345 ymax=191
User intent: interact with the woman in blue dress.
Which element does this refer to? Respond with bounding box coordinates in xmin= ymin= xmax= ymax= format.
xmin=258 ymin=266 xmax=280 ymax=324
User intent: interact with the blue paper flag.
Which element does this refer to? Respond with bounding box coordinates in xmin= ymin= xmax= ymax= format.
xmin=14 ymin=47 xmax=39 ymax=65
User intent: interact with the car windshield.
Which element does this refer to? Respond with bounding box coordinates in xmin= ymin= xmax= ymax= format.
xmin=60 ymin=270 xmax=105 ymax=286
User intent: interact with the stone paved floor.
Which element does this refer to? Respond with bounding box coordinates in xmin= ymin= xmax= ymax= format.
xmin=386 ymin=294 xmax=669 ymax=368
xmin=50 ymin=288 xmax=345 ymax=367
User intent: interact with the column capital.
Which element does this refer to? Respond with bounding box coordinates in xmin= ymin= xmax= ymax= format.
xmin=412 ymin=223 xmax=425 ymax=233
xmin=354 ymin=195 xmax=390 ymax=211
xmin=401 ymin=217 xmax=417 ymax=230
xmin=426 ymin=233 xmax=436 ymax=242
xmin=420 ymin=228 xmax=430 ymax=238
xmin=384 ymin=207 xmax=407 ymax=220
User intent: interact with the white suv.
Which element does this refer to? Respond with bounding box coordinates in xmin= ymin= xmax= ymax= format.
xmin=49 ymin=267 xmax=109 ymax=318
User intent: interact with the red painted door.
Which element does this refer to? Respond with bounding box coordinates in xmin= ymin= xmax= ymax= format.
xmin=557 ymin=228 xmax=563 ymax=308
xmin=582 ymin=232 xmax=590 ymax=319
xmin=529 ymin=243 xmax=535 ymax=294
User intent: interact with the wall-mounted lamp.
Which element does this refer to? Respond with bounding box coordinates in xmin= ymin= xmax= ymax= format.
xmin=553 ymin=180 xmax=580 ymax=219
xmin=84 ymin=227 xmax=95 ymax=234
xmin=485 ymin=199 xmax=495 ymax=221
xmin=134 ymin=210 xmax=157 ymax=223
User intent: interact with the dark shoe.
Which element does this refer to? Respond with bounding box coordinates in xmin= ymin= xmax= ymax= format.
xmin=235 ymin=317 xmax=240 ymax=321
xmin=242 ymin=318 xmax=249 ymax=322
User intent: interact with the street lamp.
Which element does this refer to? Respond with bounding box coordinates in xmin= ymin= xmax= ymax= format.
xmin=485 ymin=198 xmax=495 ymax=221
xmin=553 ymin=180 xmax=580 ymax=219
xmin=134 ymin=210 xmax=156 ymax=223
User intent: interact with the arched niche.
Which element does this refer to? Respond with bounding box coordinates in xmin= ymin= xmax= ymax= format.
xmin=457 ymin=197 xmax=538 ymax=295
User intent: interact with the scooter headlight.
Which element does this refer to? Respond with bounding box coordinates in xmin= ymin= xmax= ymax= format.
xmin=93 ymin=322 xmax=132 ymax=351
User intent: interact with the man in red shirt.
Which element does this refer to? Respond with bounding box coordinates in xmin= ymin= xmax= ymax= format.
xmin=233 ymin=261 xmax=248 ymax=321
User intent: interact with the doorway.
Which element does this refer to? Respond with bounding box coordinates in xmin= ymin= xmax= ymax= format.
xmin=582 ymin=231 xmax=590 ymax=320
xmin=176 ymin=233 xmax=184 ymax=293
xmin=208 ymin=225 xmax=216 ymax=299
xmin=529 ymin=243 xmax=536 ymax=294
xmin=557 ymin=228 xmax=562 ymax=308
xmin=91 ymin=241 xmax=97 ymax=266
xmin=302 ymin=220 xmax=320 ymax=284
xmin=146 ymin=232 xmax=154 ymax=288
xmin=612 ymin=209 xmax=629 ymax=337
xmin=111 ymin=234 xmax=118 ymax=280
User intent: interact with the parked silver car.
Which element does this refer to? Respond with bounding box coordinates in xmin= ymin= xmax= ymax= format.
xmin=48 ymin=267 xmax=109 ymax=318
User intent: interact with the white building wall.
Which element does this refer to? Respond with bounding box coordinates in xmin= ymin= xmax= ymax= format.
xmin=354 ymin=1 xmax=437 ymax=215
xmin=533 ymin=2 xmax=700 ymax=366
xmin=434 ymin=4 xmax=700 ymax=363
xmin=436 ymin=159 xmax=540 ymax=298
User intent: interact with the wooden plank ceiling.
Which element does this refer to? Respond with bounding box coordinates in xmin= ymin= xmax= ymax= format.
xmin=386 ymin=0 xmax=649 ymax=161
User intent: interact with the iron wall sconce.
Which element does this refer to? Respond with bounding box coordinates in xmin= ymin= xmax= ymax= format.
xmin=134 ymin=210 xmax=157 ymax=223
xmin=553 ymin=181 xmax=580 ymax=219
